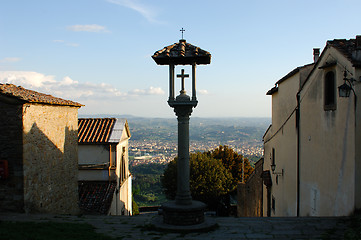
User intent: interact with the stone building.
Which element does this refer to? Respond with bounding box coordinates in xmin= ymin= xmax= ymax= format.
xmin=237 ymin=158 xmax=264 ymax=217
xmin=264 ymin=36 xmax=361 ymax=216
xmin=78 ymin=118 xmax=132 ymax=215
xmin=0 ymin=84 xmax=82 ymax=214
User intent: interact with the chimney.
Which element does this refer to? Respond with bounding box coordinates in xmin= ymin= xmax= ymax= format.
xmin=313 ymin=48 xmax=320 ymax=63
xmin=356 ymin=35 xmax=361 ymax=50
xmin=353 ymin=35 xmax=361 ymax=62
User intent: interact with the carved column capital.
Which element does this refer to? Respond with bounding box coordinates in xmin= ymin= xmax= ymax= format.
xmin=174 ymin=105 xmax=193 ymax=119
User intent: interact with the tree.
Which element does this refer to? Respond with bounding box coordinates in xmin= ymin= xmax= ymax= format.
xmin=161 ymin=152 xmax=233 ymax=209
xmin=209 ymin=145 xmax=254 ymax=187
xmin=190 ymin=152 xmax=233 ymax=207
xmin=161 ymin=146 xmax=255 ymax=212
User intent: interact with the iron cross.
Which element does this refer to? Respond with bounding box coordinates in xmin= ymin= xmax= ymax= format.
xmin=177 ymin=69 xmax=189 ymax=92
xmin=180 ymin=28 xmax=185 ymax=39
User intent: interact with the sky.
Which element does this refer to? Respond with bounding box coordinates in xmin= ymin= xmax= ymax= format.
xmin=1 ymin=0 xmax=361 ymax=118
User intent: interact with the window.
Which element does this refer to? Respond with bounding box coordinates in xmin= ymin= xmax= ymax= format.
xmin=272 ymin=195 xmax=276 ymax=213
xmin=324 ymin=71 xmax=336 ymax=110
xmin=122 ymin=147 xmax=126 ymax=182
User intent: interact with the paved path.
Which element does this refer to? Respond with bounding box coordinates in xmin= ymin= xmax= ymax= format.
xmin=0 ymin=213 xmax=351 ymax=239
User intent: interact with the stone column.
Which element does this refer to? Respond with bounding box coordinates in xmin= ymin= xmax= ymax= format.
xmin=192 ymin=63 xmax=197 ymax=101
xmin=169 ymin=64 xmax=175 ymax=101
xmin=162 ymin=95 xmax=206 ymax=226
xmin=174 ymin=106 xmax=193 ymax=205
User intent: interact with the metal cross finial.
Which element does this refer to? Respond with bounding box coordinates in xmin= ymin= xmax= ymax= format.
xmin=180 ymin=28 xmax=185 ymax=39
xmin=177 ymin=69 xmax=189 ymax=93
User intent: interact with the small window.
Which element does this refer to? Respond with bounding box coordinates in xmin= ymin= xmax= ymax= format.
xmin=122 ymin=147 xmax=126 ymax=182
xmin=324 ymin=71 xmax=336 ymax=110
xmin=272 ymin=195 xmax=276 ymax=213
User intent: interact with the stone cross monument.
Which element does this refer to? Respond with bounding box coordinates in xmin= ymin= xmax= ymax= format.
xmin=152 ymin=35 xmax=211 ymax=227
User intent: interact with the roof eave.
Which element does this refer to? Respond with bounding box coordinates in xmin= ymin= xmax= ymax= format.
xmin=152 ymin=56 xmax=211 ymax=65
xmin=266 ymin=86 xmax=278 ymax=95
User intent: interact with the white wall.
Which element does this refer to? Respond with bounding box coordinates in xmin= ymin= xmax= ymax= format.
xmin=299 ymin=48 xmax=356 ymax=216
xmin=78 ymin=145 xmax=110 ymax=165
xmin=264 ymin=72 xmax=300 ymax=216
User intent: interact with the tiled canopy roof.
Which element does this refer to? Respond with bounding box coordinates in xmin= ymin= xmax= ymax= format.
xmin=0 ymin=83 xmax=82 ymax=106
xmin=152 ymin=39 xmax=211 ymax=65
xmin=78 ymin=118 xmax=116 ymax=144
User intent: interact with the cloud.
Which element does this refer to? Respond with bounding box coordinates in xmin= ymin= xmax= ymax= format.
xmin=198 ymin=89 xmax=209 ymax=95
xmin=53 ymin=40 xmax=79 ymax=47
xmin=66 ymin=43 xmax=80 ymax=47
xmin=0 ymin=71 xmax=164 ymax=102
xmin=67 ymin=24 xmax=110 ymax=33
xmin=0 ymin=57 xmax=21 ymax=63
xmin=128 ymin=86 xmax=165 ymax=96
xmin=106 ymin=0 xmax=163 ymax=24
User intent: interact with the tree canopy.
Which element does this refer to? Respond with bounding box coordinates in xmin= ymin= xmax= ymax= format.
xmin=161 ymin=145 xmax=254 ymax=209
xmin=209 ymin=145 xmax=253 ymax=186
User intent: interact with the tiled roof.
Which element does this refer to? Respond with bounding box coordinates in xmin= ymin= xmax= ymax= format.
xmin=152 ymin=39 xmax=211 ymax=65
xmin=327 ymin=38 xmax=357 ymax=63
xmin=78 ymin=118 xmax=116 ymax=143
xmin=0 ymin=83 xmax=82 ymax=106
xmin=78 ymin=181 xmax=116 ymax=215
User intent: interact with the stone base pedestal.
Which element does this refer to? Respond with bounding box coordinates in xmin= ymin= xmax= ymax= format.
xmin=153 ymin=200 xmax=216 ymax=232
xmin=162 ymin=200 xmax=206 ymax=226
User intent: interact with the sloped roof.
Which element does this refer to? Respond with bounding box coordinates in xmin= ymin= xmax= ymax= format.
xmin=266 ymin=86 xmax=278 ymax=95
xmin=300 ymin=36 xmax=361 ymax=90
xmin=266 ymin=62 xmax=315 ymax=95
xmin=108 ymin=118 xmax=130 ymax=143
xmin=267 ymin=36 xmax=361 ymax=96
xmin=78 ymin=118 xmax=115 ymax=143
xmin=152 ymin=39 xmax=211 ymax=65
xmin=0 ymin=83 xmax=82 ymax=107
xmin=327 ymin=38 xmax=358 ymax=64
xmin=78 ymin=118 xmax=130 ymax=144
xmin=78 ymin=181 xmax=116 ymax=215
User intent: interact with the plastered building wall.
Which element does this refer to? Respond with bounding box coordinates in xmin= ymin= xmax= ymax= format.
xmin=263 ymin=72 xmax=300 ymax=216
xmin=78 ymin=145 xmax=110 ymax=165
xmin=299 ymin=49 xmax=356 ymax=216
xmin=115 ymin=135 xmax=132 ymax=215
xmin=265 ymin=44 xmax=361 ymax=216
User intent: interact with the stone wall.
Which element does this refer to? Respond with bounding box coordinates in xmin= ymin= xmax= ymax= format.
xmin=237 ymin=158 xmax=264 ymax=217
xmin=0 ymin=100 xmax=24 ymax=212
xmin=22 ymin=103 xmax=80 ymax=214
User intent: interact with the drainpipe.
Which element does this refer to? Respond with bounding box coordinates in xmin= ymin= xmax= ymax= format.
xmin=109 ymin=144 xmax=112 ymax=182
xmin=296 ymin=93 xmax=301 ymax=217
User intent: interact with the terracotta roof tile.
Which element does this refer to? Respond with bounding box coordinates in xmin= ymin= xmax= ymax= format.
xmin=0 ymin=83 xmax=82 ymax=107
xmin=327 ymin=37 xmax=361 ymax=66
xmin=78 ymin=181 xmax=116 ymax=214
xmin=78 ymin=118 xmax=116 ymax=143
xmin=327 ymin=38 xmax=356 ymax=62
xmin=152 ymin=39 xmax=211 ymax=65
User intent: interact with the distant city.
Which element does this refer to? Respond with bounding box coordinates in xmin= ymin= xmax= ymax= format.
xmin=126 ymin=117 xmax=270 ymax=166
xmin=129 ymin=139 xmax=264 ymax=166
